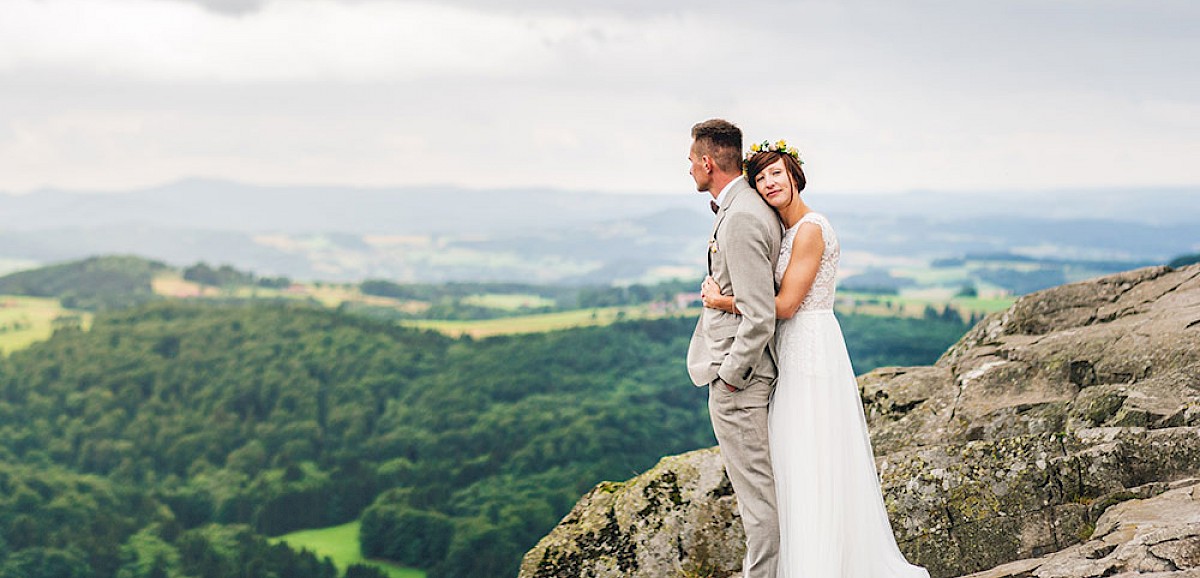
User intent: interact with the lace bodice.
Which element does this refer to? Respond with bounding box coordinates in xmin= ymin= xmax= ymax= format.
xmin=776 ymin=212 xmax=840 ymax=311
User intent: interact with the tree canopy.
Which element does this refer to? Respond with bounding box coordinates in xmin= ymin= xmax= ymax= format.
xmin=0 ymin=297 xmax=968 ymax=577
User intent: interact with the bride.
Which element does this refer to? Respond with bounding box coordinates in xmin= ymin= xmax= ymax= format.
xmin=700 ymin=141 xmax=929 ymax=578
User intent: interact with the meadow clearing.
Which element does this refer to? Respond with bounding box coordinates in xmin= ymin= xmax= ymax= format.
xmin=272 ymin=521 xmax=425 ymax=578
xmin=0 ymin=296 xmax=90 ymax=354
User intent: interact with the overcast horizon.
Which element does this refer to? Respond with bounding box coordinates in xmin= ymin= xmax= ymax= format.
xmin=3 ymin=176 xmax=1198 ymax=202
xmin=2 ymin=0 xmax=1197 ymax=197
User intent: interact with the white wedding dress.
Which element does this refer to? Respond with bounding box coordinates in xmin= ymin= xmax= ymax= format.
xmin=769 ymin=212 xmax=928 ymax=578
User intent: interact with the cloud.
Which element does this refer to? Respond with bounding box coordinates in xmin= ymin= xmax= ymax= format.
xmin=0 ymin=0 xmax=1196 ymax=194
xmin=162 ymin=0 xmax=730 ymax=17
xmin=161 ymin=0 xmax=266 ymax=16
xmin=0 ymin=0 xmax=585 ymax=82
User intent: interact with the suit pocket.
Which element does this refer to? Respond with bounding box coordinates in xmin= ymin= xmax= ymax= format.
xmin=709 ymin=320 xmax=739 ymax=340
xmin=706 ymin=318 xmax=739 ymax=362
xmin=704 ymin=309 xmax=740 ymax=340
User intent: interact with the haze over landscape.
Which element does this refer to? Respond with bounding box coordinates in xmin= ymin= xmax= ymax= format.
xmin=0 ymin=181 xmax=1194 ymax=286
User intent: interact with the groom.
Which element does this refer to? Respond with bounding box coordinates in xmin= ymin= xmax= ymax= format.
xmin=686 ymin=119 xmax=782 ymax=577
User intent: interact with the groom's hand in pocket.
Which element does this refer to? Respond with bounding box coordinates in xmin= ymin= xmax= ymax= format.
xmin=714 ymin=377 xmax=738 ymax=392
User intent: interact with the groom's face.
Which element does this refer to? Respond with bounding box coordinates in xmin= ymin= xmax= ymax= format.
xmin=688 ymin=142 xmax=711 ymax=192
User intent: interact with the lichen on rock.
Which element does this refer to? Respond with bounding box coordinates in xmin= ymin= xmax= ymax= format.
xmin=520 ymin=448 xmax=745 ymax=578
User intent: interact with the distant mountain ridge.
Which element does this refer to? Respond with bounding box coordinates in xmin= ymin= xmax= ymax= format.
xmin=0 ymin=179 xmax=1195 ymax=283
xmin=4 ymin=179 xmax=1196 ymax=231
xmin=0 ymin=178 xmax=696 ymax=235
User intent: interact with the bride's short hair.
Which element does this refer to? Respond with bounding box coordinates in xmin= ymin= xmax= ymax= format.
xmin=746 ymin=151 xmax=806 ymax=194
xmin=691 ymin=119 xmax=743 ymax=175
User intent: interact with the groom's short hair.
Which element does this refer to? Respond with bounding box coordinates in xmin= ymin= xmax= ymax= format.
xmin=691 ymin=119 xmax=743 ymax=175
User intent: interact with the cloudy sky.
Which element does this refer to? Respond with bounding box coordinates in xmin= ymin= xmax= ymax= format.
xmin=1 ymin=0 xmax=1196 ymax=195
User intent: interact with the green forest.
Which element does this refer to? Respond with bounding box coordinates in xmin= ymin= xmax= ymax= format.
xmin=0 ymin=257 xmax=973 ymax=578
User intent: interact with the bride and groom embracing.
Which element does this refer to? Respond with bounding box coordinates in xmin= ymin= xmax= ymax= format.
xmin=685 ymin=119 xmax=929 ymax=578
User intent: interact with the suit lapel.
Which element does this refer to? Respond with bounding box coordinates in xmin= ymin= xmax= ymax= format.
xmin=708 ymin=199 xmax=731 ymax=276
xmin=707 ymin=213 xmax=724 ymax=276
xmin=708 ymin=177 xmax=753 ymax=276
xmin=709 ymin=178 xmax=749 ymax=274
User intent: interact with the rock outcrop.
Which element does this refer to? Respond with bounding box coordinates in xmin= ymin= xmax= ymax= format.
xmin=519 ymin=448 xmax=744 ymax=578
xmin=519 ymin=264 xmax=1200 ymax=578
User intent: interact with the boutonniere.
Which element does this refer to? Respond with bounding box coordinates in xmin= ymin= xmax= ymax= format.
xmin=709 ymin=237 xmax=718 ymax=254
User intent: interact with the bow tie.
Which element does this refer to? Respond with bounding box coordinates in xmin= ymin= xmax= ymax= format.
xmin=710 ymin=200 xmax=720 ymax=214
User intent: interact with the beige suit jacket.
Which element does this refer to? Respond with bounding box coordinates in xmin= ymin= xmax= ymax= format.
xmin=687 ymin=177 xmax=782 ymax=389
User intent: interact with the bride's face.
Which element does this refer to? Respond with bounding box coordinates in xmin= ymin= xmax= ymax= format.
xmin=754 ymin=158 xmax=795 ymax=209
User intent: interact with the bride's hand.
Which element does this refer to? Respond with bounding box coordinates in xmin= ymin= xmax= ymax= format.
xmin=701 ymin=276 xmax=737 ymax=313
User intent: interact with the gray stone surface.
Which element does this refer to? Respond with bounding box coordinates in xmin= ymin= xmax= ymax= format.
xmin=964 ymin=479 xmax=1200 ymax=578
xmin=520 ymin=265 xmax=1200 ymax=578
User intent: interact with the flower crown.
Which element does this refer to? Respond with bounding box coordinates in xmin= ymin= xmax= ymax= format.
xmin=744 ymin=139 xmax=803 ymax=172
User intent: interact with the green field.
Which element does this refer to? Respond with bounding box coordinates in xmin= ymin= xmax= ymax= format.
xmin=400 ymin=305 xmax=697 ymax=337
xmin=946 ymin=294 xmax=1019 ymax=313
xmin=272 ymin=521 xmax=425 ymax=578
xmin=0 ymin=295 xmax=90 ymax=354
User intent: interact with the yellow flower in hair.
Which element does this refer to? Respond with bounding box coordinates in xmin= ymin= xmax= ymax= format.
xmin=745 ymin=138 xmax=803 ymax=166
